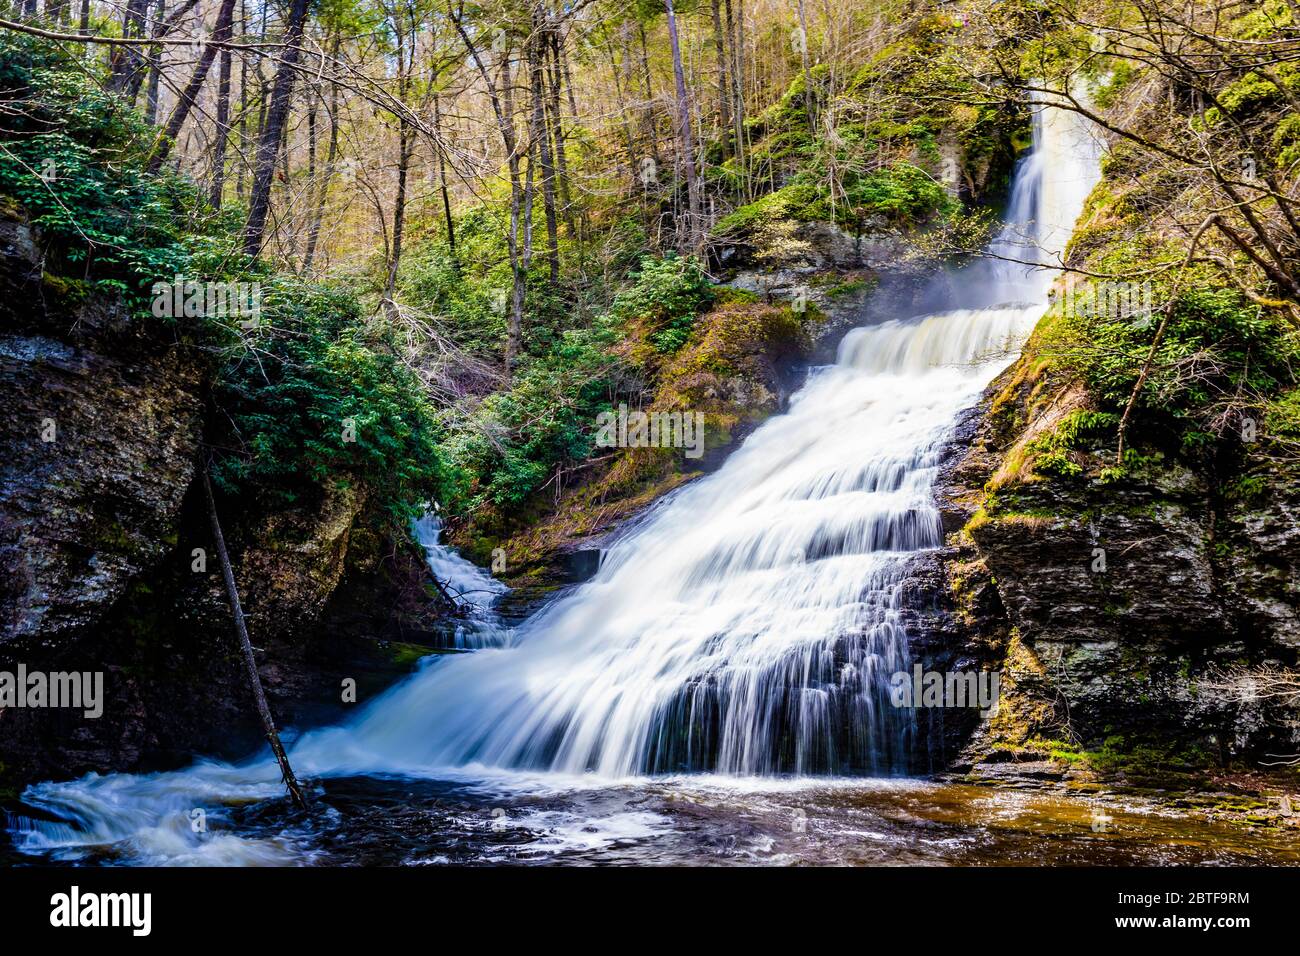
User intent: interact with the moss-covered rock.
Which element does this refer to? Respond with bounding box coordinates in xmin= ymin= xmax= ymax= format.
xmin=477 ymin=299 xmax=810 ymax=583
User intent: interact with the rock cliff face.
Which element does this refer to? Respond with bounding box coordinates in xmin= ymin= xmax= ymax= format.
xmin=0 ymin=211 xmax=207 ymax=649
xmin=0 ymin=212 xmax=444 ymax=791
xmin=925 ymin=358 xmax=1300 ymax=771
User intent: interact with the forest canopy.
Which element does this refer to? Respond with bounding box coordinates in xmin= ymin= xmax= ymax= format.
xmin=1 ymin=0 xmax=1298 ymax=539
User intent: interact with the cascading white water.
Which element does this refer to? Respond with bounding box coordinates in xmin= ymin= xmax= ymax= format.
xmin=411 ymin=514 xmax=509 ymax=648
xmin=8 ymin=100 xmax=1103 ymax=861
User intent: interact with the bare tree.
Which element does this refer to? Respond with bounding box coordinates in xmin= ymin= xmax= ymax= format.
xmin=243 ymin=0 xmax=310 ymax=258
xmin=147 ymin=0 xmax=237 ymax=173
xmin=664 ymin=0 xmax=702 ymax=255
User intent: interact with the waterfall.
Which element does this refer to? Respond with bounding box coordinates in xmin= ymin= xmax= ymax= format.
xmin=411 ymin=514 xmax=509 ymax=648
xmin=7 ymin=100 xmax=1103 ymax=860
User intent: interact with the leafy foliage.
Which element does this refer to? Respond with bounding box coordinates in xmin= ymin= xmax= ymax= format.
xmin=210 ymin=280 xmax=449 ymax=520
xmin=0 ymin=34 xmax=205 ymax=316
xmin=608 ymin=254 xmax=714 ymax=354
xmin=0 ymin=35 xmax=447 ymax=528
xmin=430 ymin=252 xmax=717 ymax=514
xmin=439 ymin=321 xmax=619 ymax=511
xmin=1050 ymin=275 xmax=1300 ymax=453
xmin=1027 ymin=410 xmax=1120 ymax=479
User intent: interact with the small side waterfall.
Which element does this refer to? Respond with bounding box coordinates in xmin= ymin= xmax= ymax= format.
xmin=411 ymin=514 xmax=509 ymax=648
xmin=8 ymin=100 xmax=1103 ymax=861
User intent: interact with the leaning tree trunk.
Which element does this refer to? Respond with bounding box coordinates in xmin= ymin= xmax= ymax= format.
xmin=243 ymin=0 xmax=310 ymax=258
xmin=201 ymin=462 xmax=307 ymax=809
xmin=147 ymin=0 xmax=237 ymax=173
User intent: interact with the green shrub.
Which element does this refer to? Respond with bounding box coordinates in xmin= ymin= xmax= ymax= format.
xmin=0 ymin=33 xmax=211 ymax=318
xmin=439 ymin=320 xmax=619 ymax=511
xmin=608 ymin=254 xmax=713 ymax=355
xmin=1052 ymin=276 xmax=1299 ymax=452
xmin=211 ymin=279 xmax=448 ymax=522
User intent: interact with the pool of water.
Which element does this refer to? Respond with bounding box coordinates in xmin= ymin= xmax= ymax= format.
xmin=6 ymin=773 xmax=1296 ymax=866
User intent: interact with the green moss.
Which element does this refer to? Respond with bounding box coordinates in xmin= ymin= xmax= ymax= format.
xmin=387 ymin=641 xmax=441 ymax=668
xmin=1233 ymin=0 xmax=1293 ymax=39
xmin=1083 ymin=733 xmax=1216 ymax=780
xmin=1214 ymin=68 xmax=1295 ymax=117
xmin=1029 ymin=736 xmax=1087 ymax=764
xmin=823 ymin=277 xmax=874 ymax=299
xmin=712 ymin=182 xmax=819 ymax=237
xmin=963 ymin=506 xmax=992 ymax=537
xmin=41 ymin=270 xmax=90 ymax=303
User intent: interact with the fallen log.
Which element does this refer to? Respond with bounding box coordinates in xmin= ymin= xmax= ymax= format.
xmin=201 ymin=458 xmax=308 ymax=810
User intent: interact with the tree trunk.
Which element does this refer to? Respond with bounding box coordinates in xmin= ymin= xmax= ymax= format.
xmin=727 ymin=0 xmax=747 ymax=197
xmin=148 ymin=0 xmax=237 ymax=174
xmin=383 ymin=122 xmax=412 ymax=316
xmin=142 ymin=0 xmax=164 ymax=125
xmin=201 ymin=463 xmax=307 ymax=810
xmin=710 ymin=0 xmax=731 ymax=152
xmin=383 ymin=19 xmax=415 ymax=317
xmin=546 ymin=24 xmax=575 ymax=237
xmin=243 ymin=0 xmax=310 ymax=259
xmin=521 ymin=70 xmax=538 ymax=309
xmin=530 ymin=11 xmax=559 ymax=284
xmin=301 ymin=53 xmax=339 ymax=274
xmin=210 ymin=45 xmax=232 ymax=207
xmin=432 ymin=91 xmax=457 ymax=263
xmin=299 ymin=90 xmax=338 ymax=273
xmin=126 ymin=0 xmax=196 ymax=104
xmin=236 ymin=0 xmax=248 ymax=198
xmin=502 ymin=51 xmax=525 ymax=370
xmin=302 ymin=72 xmax=339 ymax=274
xmin=637 ymin=20 xmax=657 ymax=165
xmin=108 ymin=0 xmax=150 ymax=96
xmin=627 ymin=21 xmax=660 ymax=242
xmin=452 ymin=12 xmax=525 ymax=369
xmin=664 ymin=0 xmax=702 ymax=255
xmin=795 ymin=0 xmax=814 ymax=134
xmin=603 ymin=25 xmax=639 ymax=191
